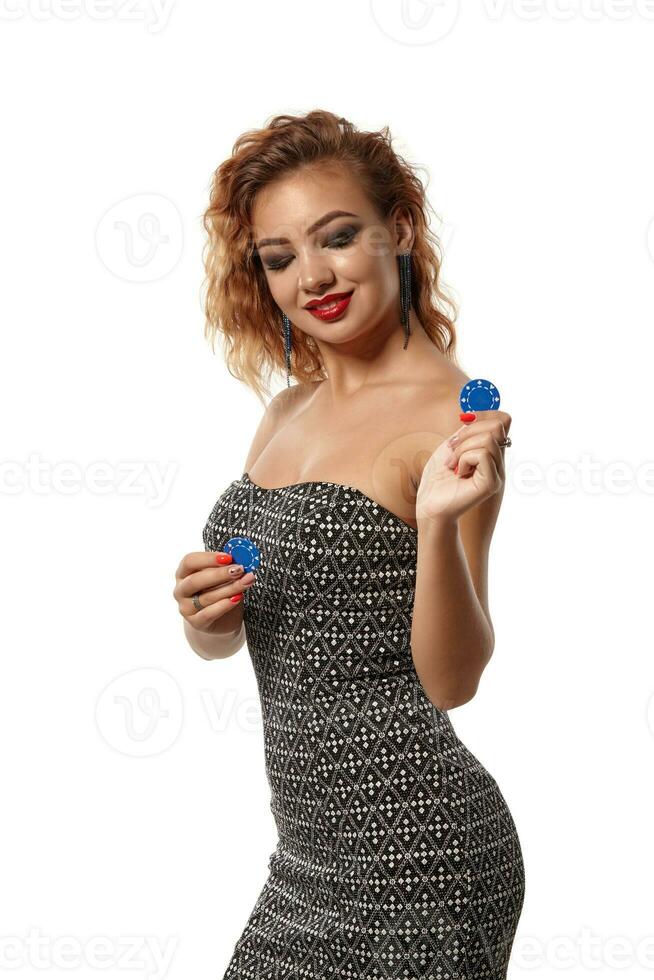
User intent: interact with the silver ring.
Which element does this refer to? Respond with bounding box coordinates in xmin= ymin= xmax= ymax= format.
xmin=191 ymin=593 xmax=203 ymax=611
xmin=498 ymin=436 xmax=512 ymax=448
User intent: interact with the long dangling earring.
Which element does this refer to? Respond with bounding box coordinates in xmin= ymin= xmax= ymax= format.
xmin=398 ymin=250 xmax=412 ymax=350
xmin=282 ymin=312 xmax=292 ymax=387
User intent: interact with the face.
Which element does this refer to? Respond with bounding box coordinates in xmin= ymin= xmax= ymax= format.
xmin=251 ymin=165 xmax=412 ymax=342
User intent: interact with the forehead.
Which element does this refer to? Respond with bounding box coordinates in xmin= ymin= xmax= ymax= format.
xmin=251 ymin=165 xmax=375 ymax=235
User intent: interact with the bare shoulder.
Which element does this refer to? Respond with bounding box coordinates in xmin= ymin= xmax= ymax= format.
xmin=242 ymin=380 xmax=322 ymax=472
xmin=272 ymin=379 xmax=321 ymax=416
xmin=438 ymin=373 xmax=471 ymax=440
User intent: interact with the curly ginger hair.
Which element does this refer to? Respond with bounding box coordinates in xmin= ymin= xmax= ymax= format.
xmin=202 ymin=109 xmax=459 ymax=404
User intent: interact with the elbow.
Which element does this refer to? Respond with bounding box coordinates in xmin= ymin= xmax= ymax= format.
xmin=426 ymin=641 xmax=495 ymax=712
xmin=431 ymin=681 xmax=479 ymax=712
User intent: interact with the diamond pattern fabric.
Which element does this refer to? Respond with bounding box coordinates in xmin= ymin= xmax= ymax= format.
xmin=202 ymin=472 xmax=525 ymax=979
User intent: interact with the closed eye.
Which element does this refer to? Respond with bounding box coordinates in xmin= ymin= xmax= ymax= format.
xmin=264 ymin=227 xmax=358 ymax=273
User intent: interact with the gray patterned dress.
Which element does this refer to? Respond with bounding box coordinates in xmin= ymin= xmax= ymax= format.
xmin=202 ymin=471 xmax=526 ymax=979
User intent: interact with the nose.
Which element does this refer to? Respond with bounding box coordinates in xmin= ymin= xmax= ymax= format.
xmin=297 ymin=250 xmax=336 ymax=296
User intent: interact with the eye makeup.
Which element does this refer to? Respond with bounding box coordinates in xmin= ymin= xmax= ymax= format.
xmin=262 ymin=224 xmax=360 ymax=273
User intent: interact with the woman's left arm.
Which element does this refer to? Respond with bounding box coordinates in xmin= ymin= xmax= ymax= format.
xmin=410 ymin=409 xmax=512 ymax=711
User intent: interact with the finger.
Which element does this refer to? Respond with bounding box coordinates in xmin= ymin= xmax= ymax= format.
xmin=449 ymin=416 xmax=507 ymax=450
xmin=175 ymin=562 xmax=247 ymax=602
xmin=455 ymin=445 xmax=504 ymax=485
xmin=457 ymin=447 xmax=501 ymax=490
xmin=183 ymin=591 xmax=247 ymax=630
xmin=180 ymin=574 xmax=256 ymax=622
xmin=460 ymin=408 xmax=512 ymax=429
xmin=175 ymin=550 xmax=235 ymax=581
xmin=449 ymin=431 xmax=505 ymax=476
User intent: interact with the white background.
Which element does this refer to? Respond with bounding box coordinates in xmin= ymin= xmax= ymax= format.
xmin=2 ymin=1 xmax=654 ymax=978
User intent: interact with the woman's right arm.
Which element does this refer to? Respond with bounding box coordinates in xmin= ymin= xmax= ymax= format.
xmin=175 ymin=550 xmax=256 ymax=660
xmin=179 ymin=384 xmax=304 ymax=660
xmin=184 ymin=612 xmax=246 ymax=660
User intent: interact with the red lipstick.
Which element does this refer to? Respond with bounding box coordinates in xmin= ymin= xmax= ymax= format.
xmin=304 ymin=290 xmax=354 ymax=321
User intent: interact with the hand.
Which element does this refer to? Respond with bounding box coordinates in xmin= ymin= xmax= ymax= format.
xmin=173 ymin=551 xmax=256 ymax=634
xmin=415 ymin=410 xmax=512 ymax=525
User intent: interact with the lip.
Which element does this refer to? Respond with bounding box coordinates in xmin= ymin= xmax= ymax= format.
xmin=304 ymin=290 xmax=354 ymax=321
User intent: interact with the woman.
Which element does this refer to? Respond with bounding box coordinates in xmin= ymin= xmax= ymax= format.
xmin=174 ymin=110 xmax=526 ymax=979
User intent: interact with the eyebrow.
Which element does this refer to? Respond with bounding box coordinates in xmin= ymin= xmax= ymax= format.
xmin=255 ymin=210 xmax=359 ymax=250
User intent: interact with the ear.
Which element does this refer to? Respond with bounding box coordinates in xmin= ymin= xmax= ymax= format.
xmin=392 ymin=205 xmax=414 ymax=253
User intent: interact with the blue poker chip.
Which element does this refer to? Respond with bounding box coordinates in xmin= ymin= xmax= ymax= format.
xmin=222 ymin=536 xmax=261 ymax=573
xmin=459 ymin=378 xmax=501 ymax=412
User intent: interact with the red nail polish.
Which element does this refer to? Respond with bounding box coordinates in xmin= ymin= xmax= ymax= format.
xmin=459 ymin=412 xmax=476 ymax=423
xmin=229 ymin=593 xmax=243 ymax=603
xmin=215 ymin=553 xmax=232 ymax=565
